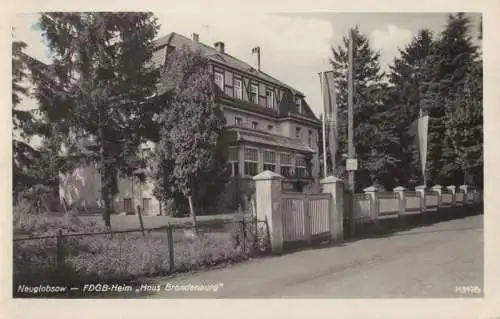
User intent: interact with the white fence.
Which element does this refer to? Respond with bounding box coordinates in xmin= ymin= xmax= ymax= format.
xmin=441 ymin=192 xmax=453 ymax=207
xmin=378 ymin=192 xmax=400 ymax=219
xmin=424 ymin=191 xmax=439 ymax=212
xmin=281 ymin=193 xmax=331 ymax=244
xmin=352 ymin=193 xmax=372 ymax=220
xmin=352 ymin=186 xmax=482 ymax=222
xmin=404 ymin=192 xmax=422 ymax=215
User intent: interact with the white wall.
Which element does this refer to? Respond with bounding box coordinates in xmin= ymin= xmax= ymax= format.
xmin=59 ymin=165 xmax=161 ymax=215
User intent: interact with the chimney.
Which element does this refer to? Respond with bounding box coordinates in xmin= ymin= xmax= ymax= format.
xmin=214 ymin=41 xmax=225 ymax=53
xmin=192 ymin=33 xmax=199 ymax=42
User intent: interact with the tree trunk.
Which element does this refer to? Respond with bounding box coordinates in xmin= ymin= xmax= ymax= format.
xmin=188 ymin=195 xmax=197 ymax=228
xmin=98 ymin=106 xmax=111 ymax=227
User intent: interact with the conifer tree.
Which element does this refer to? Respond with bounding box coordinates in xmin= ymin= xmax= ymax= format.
xmin=388 ymin=29 xmax=434 ymax=187
xmin=330 ymin=26 xmax=399 ymax=190
xmin=151 ymin=46 xmax=228 ymax=219
xmin=30 ymin=13 xmax=160 ymax=226
xmin=421 ymin=13 xmax=479 ymax=185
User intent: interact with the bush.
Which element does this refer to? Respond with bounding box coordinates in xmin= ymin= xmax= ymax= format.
xmin=15 ymin=184 xmax=58 ymax=214
xmin=13 ymin=206 xmax=106 ymax=237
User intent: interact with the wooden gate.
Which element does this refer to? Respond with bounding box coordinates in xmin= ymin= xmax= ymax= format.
xmin=281 ymin=193 xmax=331 ymax=246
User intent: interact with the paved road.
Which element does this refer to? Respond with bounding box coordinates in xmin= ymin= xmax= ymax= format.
xmin=141 ymin=214 xmax=483 ymax=298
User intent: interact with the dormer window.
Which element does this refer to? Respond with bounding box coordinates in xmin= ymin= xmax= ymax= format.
xmin=266 ymin=89 xmax=274 ymax=109
xmin=251 ymin=83 xmax=259 ymax=104
xmin=234 ymin=78 xmax=242 ymax=99
xmin=295 ymin=95 xmax=302 ymax=113
xmin=214 ymin=72 xmax=224 ymax=91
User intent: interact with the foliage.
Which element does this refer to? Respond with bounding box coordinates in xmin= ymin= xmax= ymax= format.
xmin=387 ymin=29 xmax=435 ymax=187
xmin=419 ymin=13 xmax=481 ymax=185
xmin=151 ymin=46 xmax=229 ymax=214
xmin=329 ymin=26 xmax=399 ymax=191
xmin=29 ymin=13 xmax=161 ymax=226
xmin=12 ymin=39 xmax=38 ymax=195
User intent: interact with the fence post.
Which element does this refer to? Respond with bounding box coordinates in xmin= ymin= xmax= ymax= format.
xmin=242 ymin=218 xmax=247 ymax=253
xmin=415 ymin=185 xmax=426 ymax=223
xmin=393 ymin=186 xmax=406 ymax=216
xmin=304 ymin=197 xmax=312 ymax=245
xmin=253 ymin=171 xmax=284 ymax=254
xmin=446 ymin=185 xmax=456 ymax=207
xmin=363 ymin=186 xmax=379 ymax=231
xmin=431 ymin=185 xmax=443 ymax=208
xmin=459 ymin=185 xmax=469 ymax=204
xmin=166 ymin=225 xmax=175 ymax=272
xmin=393 ymin=186 xmax=406 ymax=229
xmin=56 ymin=229 xmax=64 ymax=270
xmin=137 ymin=205 xmax=145 ymax=237
xmin=320 ymin=176 xmax=344 ymax=242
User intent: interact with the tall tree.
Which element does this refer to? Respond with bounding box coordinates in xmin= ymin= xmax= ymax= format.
xmin=445 ymin=57 xmax=483 ymax=186
xmin=330 ymin=26 xmax=399 ymax=190
xmin=151 ymin=46 xmax=228 ymax=220
xmin=30 ymin=13 xmax=160 ymax=226
xmin=388 ymin=29 xmax=435 ymax=187
xmin=420 ymin=13 xmax=479 ymax=186
xmin=12 ymin=38 xmax=39 ymax=195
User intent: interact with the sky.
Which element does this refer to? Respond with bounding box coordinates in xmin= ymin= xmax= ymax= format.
xmin=13 ymin=12 xmax=481 ymax=119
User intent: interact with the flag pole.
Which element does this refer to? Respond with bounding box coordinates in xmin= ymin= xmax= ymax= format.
xmin=347 ymin=29 xmax=355 ymax=192
xmin=319 ymin=72 xmax=328 ymax=178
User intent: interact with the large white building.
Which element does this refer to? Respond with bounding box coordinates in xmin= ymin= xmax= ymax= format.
xmin=60 ymin=32 xmax=321 ymax=215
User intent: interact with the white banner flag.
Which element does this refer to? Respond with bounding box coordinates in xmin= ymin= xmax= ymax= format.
xmin=319 ymin=71 xmax=337 ymax=174
xmin=418 ymin=114 xmax=429 ymax=184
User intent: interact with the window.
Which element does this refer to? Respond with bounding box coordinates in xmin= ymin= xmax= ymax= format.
xmin=266 ymin=89 xmax=274 ymax=108
xmin=295 ymin=155 xmax=308 ymax=177
xmin=214 ymin=72 xmax=224 ymax=90
xmin=252 ymin=121 xmax=259 ymax=129
xmin=123 ymin=198 xmax=133 ymax=212
xmin=279 ymin=152 xmax=292 ymax=177
xmin=234 ymin=78 xmax=242 ymax=99
xmin=263 ymin=150 xmax=277 ymax=172
xmin=235 ymin=117 xmax=243 ymax=126
xmin=295 ymin=127 xmax=301 ymax=139
xmin=308 ymin=130 xmax=313 ymax=147
xmin=244 ymin=148 xmax=259 ymax=176
xmin=251 ymin=83 xmax=259 ymax=104
xmin=142 ymin=198 xmax=152 ymax=211
xmin=296 ymin=96 xmax=302 ymax=113
xmin=228 ymin=147 xmax=240 ymax=176
xmin=268 ymin=124 xmax=274 ymax=132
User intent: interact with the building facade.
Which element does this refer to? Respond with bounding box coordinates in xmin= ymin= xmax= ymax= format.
xmin=59 ymin=32 xmax=321 ymax=215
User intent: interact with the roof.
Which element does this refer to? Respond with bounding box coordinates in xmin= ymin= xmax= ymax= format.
xmin=155 ymin=33 xmax=320 ymax=124
xmin=156 ymin=32 xmax=303 ymax=95
xmin=225 ymin=126 xmax=315 ymax=154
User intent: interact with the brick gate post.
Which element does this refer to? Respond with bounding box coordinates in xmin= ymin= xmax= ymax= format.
xmin=446 ymin=185 xmax=457 ymax=206
xmin=393 ymin=186 xmax=406 ymax=216
xmin=459 ymin=185 xmax=469 ymax=204
xmin=415 ymin=185 xmax=426 ymax=212
xmin=253 ymin=171 xmax=284 ymax=253
xmin=363 ymin=186 xmax=379 ymax=220
xmin=431 ymin=185 xmax=443 ymax=208
xmin=320 ymin=176 xmax=344 ymax=242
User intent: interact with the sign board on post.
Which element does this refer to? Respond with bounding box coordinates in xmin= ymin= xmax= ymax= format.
xmin=346 ymin=158 xmax=358 ymax=171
